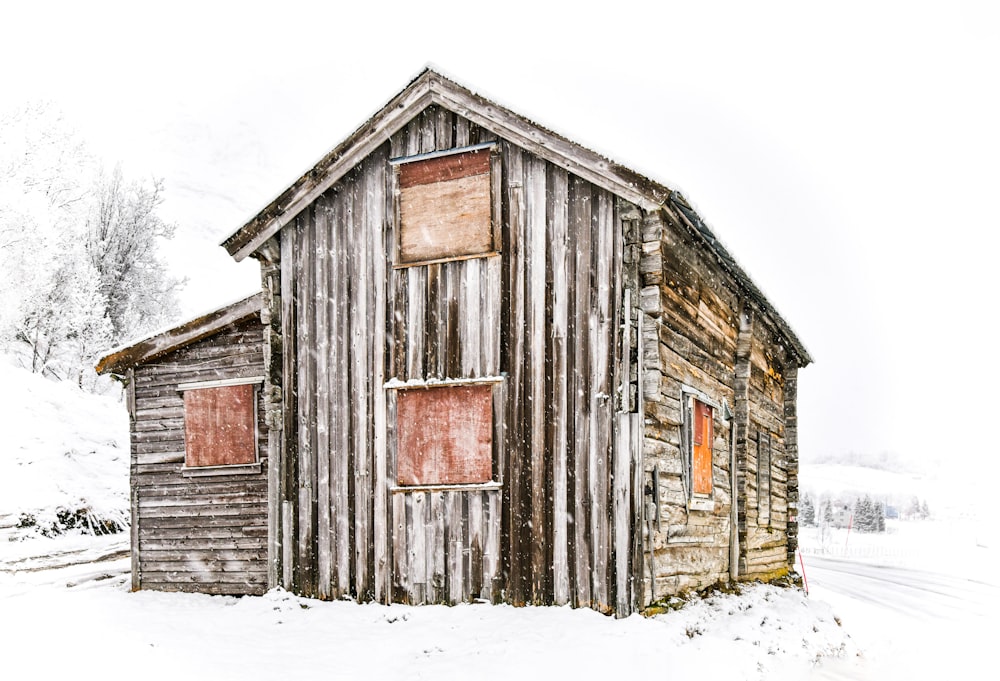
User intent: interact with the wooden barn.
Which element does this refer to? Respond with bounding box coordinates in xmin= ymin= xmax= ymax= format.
xmin=98 ymin=69 xmax=811 ymax=616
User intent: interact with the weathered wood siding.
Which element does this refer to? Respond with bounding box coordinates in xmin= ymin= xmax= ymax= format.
xmin=638 ymin=201 xmax=801 ymax=602
xmin=273 ymin=106 xmax=641 ymax=614
xmin=638 ymin=208 xmax=740 ymax=600
xmin=130 ymin=318 xmax=268 ymax=595
xmin=742 ymin=319 xmax=794 ymax=577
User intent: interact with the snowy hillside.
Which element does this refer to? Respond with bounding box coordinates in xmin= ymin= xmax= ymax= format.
xmin=0 ymin=356 xmax=129 ymax=538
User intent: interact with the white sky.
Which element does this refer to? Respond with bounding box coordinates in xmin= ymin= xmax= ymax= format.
xmin=3 ymin=0 xmax=997 ymax=468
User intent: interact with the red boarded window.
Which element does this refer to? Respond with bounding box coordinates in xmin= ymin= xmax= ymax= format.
xmin=692 ymin=399 xmax=714 ymax=495
xmin=396 ymin=384 xmax=493 ymax=485
xmin=183 ymin=384 xmax=257 ymax=467
xmin=398 ymin=147 xmax=493 ymax=264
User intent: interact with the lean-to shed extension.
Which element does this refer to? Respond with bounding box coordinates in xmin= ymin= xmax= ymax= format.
xmin=219 ymin=68 xmax=810 ymax=615
xmin=97 ymin=294 xmax=268 ymax=595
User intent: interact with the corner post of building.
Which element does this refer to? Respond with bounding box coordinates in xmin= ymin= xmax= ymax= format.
xmin=733 ymin=305 xmax=754 ymax=578
xmin=783 ymin=363 xmax=800 ymax=567
xmin=636 ymin=208 xmax=666 ymax=606
xmin=253 ymin=236 xmax=285 ymax=591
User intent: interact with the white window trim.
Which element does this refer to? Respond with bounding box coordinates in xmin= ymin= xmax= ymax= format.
xmin=177 ymin=376 xmax=265 ymax=392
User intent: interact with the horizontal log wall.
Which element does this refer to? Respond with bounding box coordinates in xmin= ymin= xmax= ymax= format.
xmin=742 ymin=319 xmax=793 ymax=578
xmin=131 ymin=318 xmax=268 ymax=595
xmin=639 ymin=209 xmax=740 ymax=600
xmin=640 ymin=199 xmax=800 ymax=598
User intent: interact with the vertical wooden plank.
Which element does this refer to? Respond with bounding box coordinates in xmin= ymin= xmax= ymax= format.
xmin=392 ymin=492 xmax=406 ymax=600
xmin=526 ymin=155 xmax=548 ymax=604
xmin=129 ymin=483 xmax=140 ymax=591
xmin=614 ymin=413 xmax=632 ymax=618
xmin=461 ymin=258 xmax=481 ymax=377
xmin=429 ymin=492 xmax=446 ymax=602
xmin=468 ymin=490 xmax=484 ymax=599
xmin=425 ymin=262 xmax=441 ymax=378
xmin=407 ymin=267 xmax=425 ymax=379
xmin=296 ymin=212 xmax=316 ymax=597
xmin=435 ymin=106 xmax=453 ymax=151
xmin=446 ymin=491 xmax=463 ymax=604
xmin=372 ymin=152 xmax=389 ymax=603
xmin=503 ymin=142 xmax=527 ymax=605
xmin=548 ymin=165 xmax=570 ymax=605
xmin=443 ymin=262 xmax=459 ymax=378
xmin=419 ymin=108 xmax=435 ymax=153
xmin=359 ymin=163 xmax=374 ymax=598
xmin=485 ymin=488 xmax=501 ymax=603
xmin=569 ymin=176 xmax=592 ymax=609
xmin=591 ymin=190 xmax=614 ymax=613
xmin=315 ymin=197 xmax=332 ymax=599
xmin=262 ymin=258 xmax=282 ymax=590
xmin=334 ymin=189 xmax=352 ymax=598
xmin=454 ymin=115 xmax=470 ymax=148
xmin=484 ymin=256 xmax=500 ymax=376
xmin=280 ymin=225 xmax=298 ymax=591
xmin=411 ymin=492 xmax=427 ymax=603
xmin=490 ymin=379 xmax=505 ymax=604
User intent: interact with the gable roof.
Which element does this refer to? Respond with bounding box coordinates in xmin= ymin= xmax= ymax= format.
xmin=220 ymin=68 xmax=811 ymax=366
xmin=95 ymin=293 xmax=262 ymax=375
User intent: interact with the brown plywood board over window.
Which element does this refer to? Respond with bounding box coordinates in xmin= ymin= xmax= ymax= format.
xmin=692 ymin=400 xmax=714 ymax=495
xmin=398 ymin=149 xmax=492 ymax=264
xmin=183 ymin=384 xmax=257 ymax=467
xmin=396 ymin=384 xmax=493 ymax=485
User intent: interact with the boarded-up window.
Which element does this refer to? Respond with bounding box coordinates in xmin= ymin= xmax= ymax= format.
xmin=692 ymin=399 xmax=714 ymax=495
xmin=757 ymin=431 xmax=771 ymax=525
xmin=183 ymin=384 xmax=257 ymax=467
xmin=396 ymin=384 xmax=493 ymax=485
xmin=398 ymin=148 xmax=493 ymax=264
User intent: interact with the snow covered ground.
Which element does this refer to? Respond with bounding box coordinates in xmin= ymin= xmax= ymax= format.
xmin=2 ymin=359 xmax=992 ymax=680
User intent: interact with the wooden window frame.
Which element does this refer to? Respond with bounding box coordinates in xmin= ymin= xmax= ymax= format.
xmin=390 ymin=142 xmax=501 ymax=269
xmin=387 ymin=377 xmax=503 ymax=491
xmin=178 ymin=377 xmax=263 ymax=477
xmin=681 ymin=389 xmax=718 ymax=512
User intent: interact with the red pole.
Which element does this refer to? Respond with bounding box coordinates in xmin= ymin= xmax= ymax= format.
xmin=798 ymin=551 xmax=809 ymax=596
xmin=845 ymin=512 xmax=853 ymax=549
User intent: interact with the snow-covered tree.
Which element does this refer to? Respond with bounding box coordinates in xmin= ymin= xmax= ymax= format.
xmin=854 ymin=495 xmax=874 ymax=532
xmin=1 ymin=103 xmax=180 ymax=390
xmin=874 ymin=500 xmax=886 ymax=533
xmin=84 ymin=165 xmax=180 ymax=342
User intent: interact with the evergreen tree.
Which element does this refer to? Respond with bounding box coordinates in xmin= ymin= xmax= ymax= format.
xmin=821 ymin=497 xmax=834 ymax=525
xmin=800 ymin=493 xmax=816 ymax=526
xmin=874 ymin=500 xmax=886 ymax=532
xmin=854 ymin=495 xmax=876 ymax=532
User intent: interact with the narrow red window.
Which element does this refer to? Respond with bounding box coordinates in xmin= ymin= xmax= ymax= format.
xmin=398 ymin=148 xmax=493 ymax=264
xmin=692 ymin=400 xmax=714 ymax=495
xmin=183 ymin=384 xmax=257 ymax=467
xmin=396 ymin=384 xmax=493 ymax=485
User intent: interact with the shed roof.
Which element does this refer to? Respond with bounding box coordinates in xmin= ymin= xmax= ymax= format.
xmin=220 ymin=68 xmax=811 ymax=366
xmin=95 ymin=293 xmax=262 ymax=375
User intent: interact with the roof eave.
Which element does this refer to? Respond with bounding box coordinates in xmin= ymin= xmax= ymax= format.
xmin=95 ymin=293 xmax=263 ymax=375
